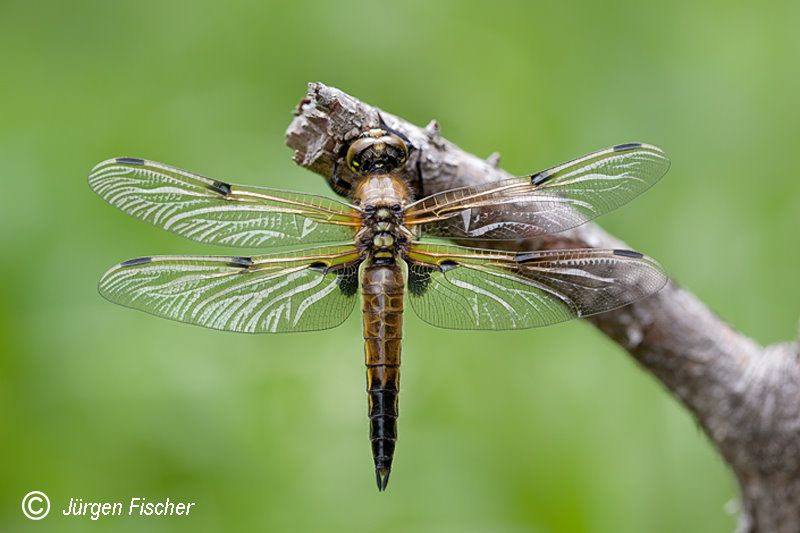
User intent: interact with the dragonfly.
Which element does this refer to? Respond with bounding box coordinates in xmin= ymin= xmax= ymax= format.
xmin=89 ymin=124 xmax=670 ymax=491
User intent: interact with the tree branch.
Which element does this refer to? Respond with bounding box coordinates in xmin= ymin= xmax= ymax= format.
xmin=285 ymin=82 xmax=800 ymax=532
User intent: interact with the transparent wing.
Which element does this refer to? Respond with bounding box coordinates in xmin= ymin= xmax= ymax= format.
xmin=89 ymin=158 xmax=362 ymax=248
xmin=99 ymin=245 xmax=362 ymax=333
xmin=405 ymin=243 xmax=667 ymax=330
xmin=404 ymin=143 xmax=669 ymax=240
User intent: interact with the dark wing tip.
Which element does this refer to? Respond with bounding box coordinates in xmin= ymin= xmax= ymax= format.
xmin=119 ymin=256 xmax=152 ymax=267
xmin=612 ymin=249 xmax=644 ymax=258
xmin=612 ymin=143 xmax=643 ymax=152
xmin=115 ymin=157 xmax=146 ymax=165
xmin=89 ymin=157 xmax=146 ymax=184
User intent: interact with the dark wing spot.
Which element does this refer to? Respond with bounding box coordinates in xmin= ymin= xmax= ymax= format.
xmin=439 ymin=260 xmax=459 ymax=272
xmin=307 ymin=261 xmax=328 ymax=273
xmin=227 ymin=256 xmax=253 ymax=268
xmin=116 ymin=157 xmax=145 ymax=165
xmin=514 ymin=252 xmax=539 ymax=263
xmin=408 ymin=263 xmax=435 ymax=296
xmin=336 ymin=268 xmax=359 ymax=297
xmin=530 ymin=170 xmax=552 ymax=186
xmin=120 ymin=256 xmax=151 ymax=267
xmin=612 ymin=143 xmax=642 ymax=152
xmin=613 ymin=249 xmax=644 ymax=258
xmin=209 ymin=180 xmax=232 ymax=195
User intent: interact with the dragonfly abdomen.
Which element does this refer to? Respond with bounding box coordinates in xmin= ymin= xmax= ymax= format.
xmin=361 ymin=260 xmax=404 ymax=491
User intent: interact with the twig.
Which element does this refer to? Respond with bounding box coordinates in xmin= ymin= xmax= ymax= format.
xmin=285 ymin=82 xmax=800 ymax=533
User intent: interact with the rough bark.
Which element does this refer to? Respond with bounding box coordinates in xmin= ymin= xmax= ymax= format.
xmin=285 ymin=82 xmax=800 ymax=532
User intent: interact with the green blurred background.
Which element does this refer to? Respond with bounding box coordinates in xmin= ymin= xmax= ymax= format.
xmin=1 ymin=0 xmax=798 ymax=531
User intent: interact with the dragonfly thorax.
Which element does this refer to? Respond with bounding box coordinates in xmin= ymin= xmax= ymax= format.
xmin=359 ymin=201 xmax=408 ymax=261
xmin=352 ymin=172 xmax=415 ymax=261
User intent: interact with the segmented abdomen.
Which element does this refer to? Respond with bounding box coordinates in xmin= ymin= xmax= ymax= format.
xmin=361 ymin=261 xmax=404 ymax=491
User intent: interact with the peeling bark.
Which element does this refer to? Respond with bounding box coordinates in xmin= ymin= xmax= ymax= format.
xmin=285 ymin=82 xmax=800 ymax=532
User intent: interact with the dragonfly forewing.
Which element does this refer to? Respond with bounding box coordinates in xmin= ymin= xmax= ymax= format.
xmin=404 ymin=143 xmax=670 ymax=241
xmin=89 ymin=158 xmax=362 ymax=248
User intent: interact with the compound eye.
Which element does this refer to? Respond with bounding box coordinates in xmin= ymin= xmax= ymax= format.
xmin=390 ymin=203 xmax=402 ymax=212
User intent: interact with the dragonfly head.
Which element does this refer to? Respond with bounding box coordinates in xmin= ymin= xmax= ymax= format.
xmin=346 ymin=129 xmax=409 ymax=174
